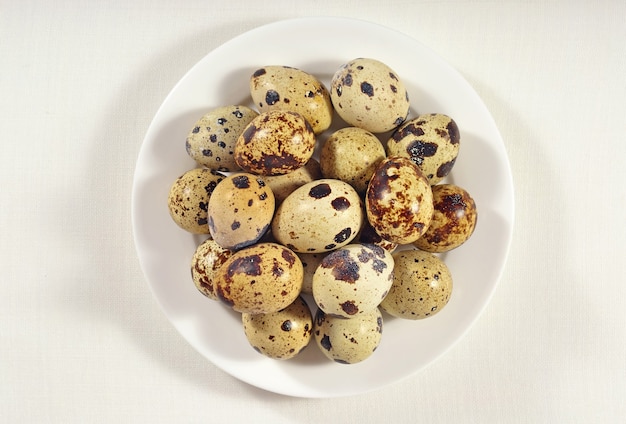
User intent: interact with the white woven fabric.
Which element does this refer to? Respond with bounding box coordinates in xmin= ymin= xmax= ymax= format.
xmin=1 ymin=1 xmax=624 ymax=422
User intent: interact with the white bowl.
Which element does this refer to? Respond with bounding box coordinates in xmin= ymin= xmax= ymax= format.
xmin=131 ymin=16 xmax=514 ymax=398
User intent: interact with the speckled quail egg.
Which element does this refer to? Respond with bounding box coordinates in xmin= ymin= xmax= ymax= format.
xmin=414 ymin=184 xmax=477 ymax=252
xmin=213 ymin=242 xmax=303 ymax=314
xmin=185 ymin=105 xmax=258 ymax=172
xmin=242 ymin=296 xmax=313 ymax=360
xmin=190 ymin=238 xmax=233 ymax=300
xmin=296 ymin=251 xmax=326 ymax=295
xmin=234 ymin=110 xmax=316 ymax=176
xmin=272 ymin=179 xmax=363 ymax=253
xmin=380 ymin=249 xmax=452 ymax=320
xmin=207 ymin=173 xmax=274 ymax=250
xmin=386 ymin=114 xmax=460 ymax=184
xmin=330 ymin=58 xmax=410 ymax=133
xmin=366 ymin=156 xmax=434 ymax=244
xmin=313 ymin=307 xmax=383 ymax=364
xmin=261 ymin=158 xmax=322 ymax=204
xmin=320 ymin=127 xmax=386 ymax=195
xmin=250 ymin=66 xmax=333 ymax=134
xmin=312 ymin=243 xmax=394 ymax=318
xmin=167 ymin=168 xmax=225 ymax=234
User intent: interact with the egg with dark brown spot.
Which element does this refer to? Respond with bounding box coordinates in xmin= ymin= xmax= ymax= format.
xmin=386 ymin=114 xmax=460 ymax=184
xmin=312 ymin=243 xmax=394 ymax=318
xmin=234 ymin=110 xmax=316 ymax=176
xmin=272 ymin=179 xmax=363 ymax=253
xmin=313 ymin=307 xmax=383 ymax=364
xmin=207 ymin=173 xmax=274 ymax=250
xmin=185 ymin=105 xmax=258 ymax=172
xmin=214 ymin=242 xmax=303 ymax=314
xmin=242 ymin=295 xmax=313 ymax=360
xmin=365 ymin=156 xmax=434 ymax=244
xmin=414 ymin=184 xmax=477 ymax=252
xmin=330 ymin=58 xmax=410 ymax=133
xmin=250 ymin=66 xmax=333 ymax=135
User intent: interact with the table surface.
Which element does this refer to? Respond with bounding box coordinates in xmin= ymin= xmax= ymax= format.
xmin=2 ymin=1 xmax=625 ymax=422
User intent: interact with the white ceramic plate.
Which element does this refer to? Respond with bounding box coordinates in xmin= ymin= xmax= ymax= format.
xmin=131 ymin=17 xmax=514 ymax=398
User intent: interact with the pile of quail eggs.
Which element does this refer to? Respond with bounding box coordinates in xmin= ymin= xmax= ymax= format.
xmin=167 ymin=58 xmax=478 ymax=364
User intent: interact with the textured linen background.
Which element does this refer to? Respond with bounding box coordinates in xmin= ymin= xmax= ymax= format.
xmin=1 ymin=0 xmax=624 ymax=422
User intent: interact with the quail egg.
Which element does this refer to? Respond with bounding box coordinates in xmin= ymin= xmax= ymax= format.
xmin=320 ymin=127 xmax=386 ymax=195
xmin=190 ymin=238 xmax=233 ymax=300
xmin=386 ymin=113 xmax=460 ymax=184
xmin=214 ymin=242 xmax=303 ymax=314
xmin=242 ymin=296 xmax=313 ymax=360
xmin=380 ymin=249 xmax=453 ymax=320
xmin=207 ymin=173 xmax=274 ymax=250
xmin=250 ymin=65 xmax=333 ymax=134
xmin=414 ymin=184 xmax=477 ymax=252
xmin=312 ymin=243 xmax=394 ymax=318
xmin=365 ymin=156 xmax=434 ymax=244
xmin=272 ymin=179 xmax=363 ymax=253
xmin=313 ymin=307 xmax=383 ymax=364
xmin=234 ymin=110 xmax=316 ymax=176
xmin=185 ymin=105 xmax=258 ymax=171
xmin=330 ymin=58 xmax=410 ymax=133
xmin=167 ymin=168 xmax=225 ymax=234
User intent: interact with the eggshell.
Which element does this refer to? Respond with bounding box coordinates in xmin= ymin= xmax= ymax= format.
xmin=234 ymin=110 xmax=316 ymax=176
xmin=330 ymin=58 xmax=410 ymax=133
xmin=207 ymin=173 xmax=274 ymax=250
xmin=296 ymin=252 xmax=326 ymax=295
xmin=185 ymin=105 xmax=258 ymax=171
xmin=313 ymin=307 xmax=383 ymax=364
xmin=414 ymin=184 xmax=477 ymax=252
xmin=319 ymin=127 xmax=386 ymax=195
xmin=386 ymin=113 xmax=460 ymax=184
xmin=214 ymin=242 xmax=303 ymax=314
xmin=379 ymin=249 xmax=452 ymax=320
xmin=167 ymin=168 xmax=225 ymax=234
xmin=365 ymin=156 xmax=433 ymax=244
xmin=356 ymin=218 xmax=398 ymax=253
xmin=272 ymin=179 xmax=363 ymax=253
xmin=250 ymin=66 xmax=333 ymax=134
xmin=190 ymin=238 xmax=233 ymax=300
xmin=312 ymin=243 xmax=394 ymax=318
xmin=261 ymin=158 xmax=322 ymax=204
xmin=242 ymin=296 xmax=313 ymax=360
